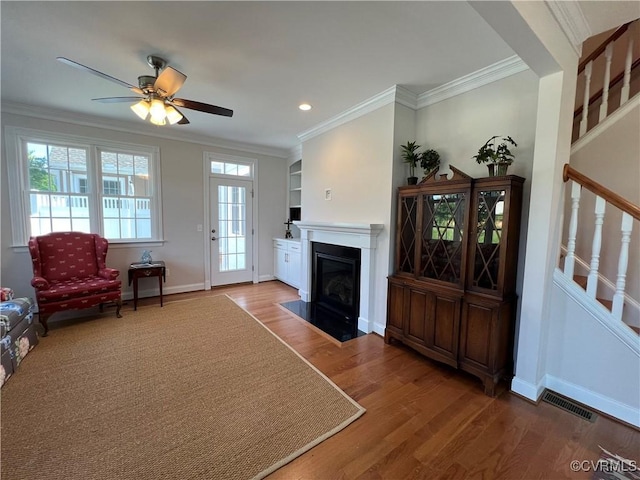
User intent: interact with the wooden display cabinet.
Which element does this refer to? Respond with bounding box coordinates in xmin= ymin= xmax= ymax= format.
xmin=385 ymin=166 xmax=524 ymax=396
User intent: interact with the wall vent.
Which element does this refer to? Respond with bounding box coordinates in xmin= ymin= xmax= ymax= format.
xmin=542 ymin=390 xmax=597 ymax=422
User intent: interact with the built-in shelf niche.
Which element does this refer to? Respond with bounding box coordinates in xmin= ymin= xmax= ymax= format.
xmin=289 ymin=160 xmax=302 ymax=235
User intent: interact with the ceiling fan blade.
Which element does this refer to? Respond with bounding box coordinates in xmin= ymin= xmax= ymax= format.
xmin=57 ymin=57 xmax=142 ymax=94
xmin=154 ymin=66 xmax=187 ymax=97
xmin=92 ymin=97 xmax=143 ymax=103
xmin=171 ymin=98 xmax=233 ymax=117
xmin=177 ymin=114 xmax=190 ymax=125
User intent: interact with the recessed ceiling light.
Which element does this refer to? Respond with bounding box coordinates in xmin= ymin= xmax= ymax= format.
xmin=299 ymin=103 xmax=312 ymax=111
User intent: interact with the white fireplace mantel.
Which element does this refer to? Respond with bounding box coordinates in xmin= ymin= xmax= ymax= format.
xmin=293 ymin=221 xmax=384 ymax=333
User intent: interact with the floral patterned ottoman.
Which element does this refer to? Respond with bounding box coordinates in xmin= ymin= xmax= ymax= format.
xmin=0 ymin=296 xmax=38 ymax=388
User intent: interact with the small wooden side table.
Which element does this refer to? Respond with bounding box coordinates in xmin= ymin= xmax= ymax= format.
xmin=128 ymin=261 xmax=166 ymax=311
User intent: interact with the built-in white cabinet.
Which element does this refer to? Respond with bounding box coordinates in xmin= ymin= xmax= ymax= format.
xmin=273 ymin=238 xmax=301 ymax=288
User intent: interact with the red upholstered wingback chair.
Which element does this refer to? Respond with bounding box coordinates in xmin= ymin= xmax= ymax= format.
xmin=28 ymin=232 xmax=122 ymax=336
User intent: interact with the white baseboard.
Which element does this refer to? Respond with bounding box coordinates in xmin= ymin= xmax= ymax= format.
xmin=510 ymin=376 xmax=545 ymax=401
xmin=258 ymin=274 xmax=276 ymax=282
xmin=373 ymin=322 xmax=386 ymax=336
xmin=544 ymin=374 xmax=640 ymax=428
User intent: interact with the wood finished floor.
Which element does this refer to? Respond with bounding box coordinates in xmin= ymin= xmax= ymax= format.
xmin=55 ymin=281 xmax=639 ymax=479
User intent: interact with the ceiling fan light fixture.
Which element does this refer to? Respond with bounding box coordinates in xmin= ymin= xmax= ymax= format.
xmin=149 ymin=115 xmax=166 ymax=126
xmin=149 ymin=98 xmax=167 ymax=120
xmin=165 ymin=105 xmax=183 ymax=125
xmin=131 ymin=100 xmax=150 ymax=120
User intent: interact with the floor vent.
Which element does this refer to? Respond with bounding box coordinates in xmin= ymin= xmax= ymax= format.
xmin=542 ymin=390 xmax=598 ymax=422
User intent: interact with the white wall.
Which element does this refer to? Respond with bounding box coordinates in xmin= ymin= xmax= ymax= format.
xmin=416 ymin=69 xmax=539 ymax=347
xmin=301 ymin=103 xmax=397 ymax=333
xmin=1 ymin=112 xmax=287 ymax=301
xmin=548 ymin=273 xmax=640 ymax=427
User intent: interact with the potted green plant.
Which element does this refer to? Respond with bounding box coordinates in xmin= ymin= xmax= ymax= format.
xmin=400 ymin=141 xmax=421 ymax=185
xmin=472 ymin=135 xmax=517 ymax=176
xmin=420 ymin=149 xmax=440 ymax=177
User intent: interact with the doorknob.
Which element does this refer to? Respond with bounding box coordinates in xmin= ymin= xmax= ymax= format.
xmin=211 ymin=237 xmax=217 ymax=241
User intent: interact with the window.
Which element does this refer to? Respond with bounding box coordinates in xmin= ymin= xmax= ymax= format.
xmin=6 ymin=127 xmax=162 ymax=245
xmin=210 ymin=160 xmax=252 ymax=177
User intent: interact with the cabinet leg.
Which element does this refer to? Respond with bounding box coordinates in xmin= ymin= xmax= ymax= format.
xmin=483 ymin=377 xmax=497 ymax=397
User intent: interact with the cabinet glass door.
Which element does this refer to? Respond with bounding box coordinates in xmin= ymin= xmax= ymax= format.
xmin=419 ymin=193 xmax=466 ymax=284
xmin=397 ymin=195 xmax=418 ymax=274
xmin=471 ymin=189 xmax=505 ymax=290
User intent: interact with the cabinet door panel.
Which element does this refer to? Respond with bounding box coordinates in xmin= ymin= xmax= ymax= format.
xmin=433 ymin=296 xmax=459 ymax=357
xmin=461 ymin=302 xmax=492 ymax=367
xmin=406 ymin=288 xmax=429 ymax=345
xmin=288 ymin=250 xmax=301 ymax=288
xmin=387 ymin=282 xmax=405 ymax=331
xmin=397 ymin=194 xmax=418 ymax=275
xmin=274 ymin=248 xmax=287 ymax=281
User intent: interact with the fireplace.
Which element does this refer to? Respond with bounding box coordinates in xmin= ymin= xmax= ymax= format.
xmin=312 ymin=242 xmax=361 ymax=336
xmin=283 ymin=221 xmax=383 ymax=339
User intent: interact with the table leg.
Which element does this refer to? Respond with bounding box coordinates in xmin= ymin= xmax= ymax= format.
xmin=133 ymin=278 xmax=139 ymax=311
xmin=159 ymin=274 xmax=163 ymax=307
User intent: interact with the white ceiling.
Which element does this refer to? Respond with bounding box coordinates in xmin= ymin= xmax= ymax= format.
xmin=1 ymin=1 xmax=515 ymax=154
xmin=2 ymin=2 xmax=637 ymax=155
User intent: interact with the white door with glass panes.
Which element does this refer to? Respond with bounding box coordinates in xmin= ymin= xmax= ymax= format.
xmin=210 ymin=177 xmax=253 ymax=286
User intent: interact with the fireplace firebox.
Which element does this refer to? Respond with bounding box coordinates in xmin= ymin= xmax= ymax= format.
xmin=311 ymin=242 xmax=361 ymax=337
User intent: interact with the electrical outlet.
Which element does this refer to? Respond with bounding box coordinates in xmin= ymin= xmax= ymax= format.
xmin=196 ymin=224 xmax=203 ymax=232
xmin=325 ymin=188 xmax=332 ymax=201
xmin=166 ymin=268 xmax=170 ymax=277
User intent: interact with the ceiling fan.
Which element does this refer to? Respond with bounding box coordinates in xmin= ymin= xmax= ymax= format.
xmin=57 ymin=55 xmax=233 ymax=126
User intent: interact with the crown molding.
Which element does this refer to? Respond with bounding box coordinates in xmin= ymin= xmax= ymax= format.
xmin=297 ymin=85 xmax=414 ymax=143
xmin=545 ymin=0 xmax=591 ymax=54
xmin=288 ymin=144 xmax=303 ymax=163
xmin=417 ymin=56 xmax=529 ymax=108
xmin=1 ymin=101 xmax=289 ymax=159
xmin=297 ymin=56 xmax=528 ymax=144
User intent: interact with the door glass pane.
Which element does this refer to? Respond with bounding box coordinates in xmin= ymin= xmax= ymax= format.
xmin=218 ymin=185 xmax=247 ymax=272
xmin=398 ymin=195 xmax=417 ymax=274
xmin=473 ymin=190 xmax=505 ymax=290
xmin=420 ymin=193 xmax=466 ymax=283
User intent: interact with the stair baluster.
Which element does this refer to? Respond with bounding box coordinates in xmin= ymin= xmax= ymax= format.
xmin=598 ymin=43 xmax=614 ymax=122
xmin=587 ymin=196 xmax=606 ymax=298
xmin=579 ymin=61 xmax=592 ymax=138
xmin=564 ymin=181 xmax=582 ymax=279
xmin=620 ymin=22 xmax=636 ymax=105
xmin=612 ymin=213 xmax=634 ymax=320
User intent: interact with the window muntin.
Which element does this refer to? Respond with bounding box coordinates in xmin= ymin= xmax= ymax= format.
xmin=210 ymin=160 xmax=252 ymax=177
xmin=7 ymin=129 xmax=161 ymax=244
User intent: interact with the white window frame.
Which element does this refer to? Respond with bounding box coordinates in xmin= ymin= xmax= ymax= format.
xmin=4 ymin=126 xmax=163 ymax=246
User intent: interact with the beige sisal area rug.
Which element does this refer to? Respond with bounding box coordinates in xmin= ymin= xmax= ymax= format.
xmin=1 ymin=295 xmax=365 ymax=480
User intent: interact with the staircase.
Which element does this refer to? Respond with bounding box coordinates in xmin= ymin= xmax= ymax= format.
xmin=544 ymin=20 xmax=640 ymax=428
xmin=562 ymin=18 xmax=640 ymax=336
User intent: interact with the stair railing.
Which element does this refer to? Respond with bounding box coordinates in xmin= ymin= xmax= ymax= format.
xmin=562 ymin=164 xmax=639 ymax=321
xmin=574 ymin=19 xmax=639 ymax=138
